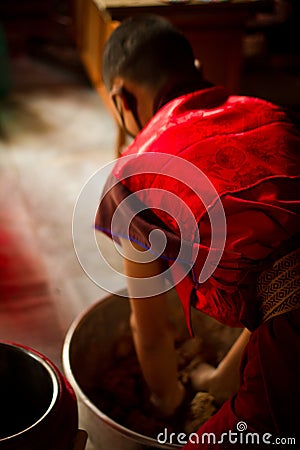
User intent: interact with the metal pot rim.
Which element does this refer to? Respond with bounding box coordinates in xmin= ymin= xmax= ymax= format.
xmin=0 ymin=341 xmax=59 ymax=442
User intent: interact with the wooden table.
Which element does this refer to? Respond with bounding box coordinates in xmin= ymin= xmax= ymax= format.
xmin=73 ymin=0 xmax=273 ymax=152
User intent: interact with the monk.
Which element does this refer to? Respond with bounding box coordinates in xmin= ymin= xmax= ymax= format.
xmin=95 ymin=15 xmax=300 ymax=448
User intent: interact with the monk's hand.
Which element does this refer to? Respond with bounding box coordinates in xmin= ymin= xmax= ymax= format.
xmin=189 ymin=362 xmax=227 ymax=405
xmin=150 ymin=380 xmax=186 ymax=418
xmin=190 ymin=329 xmax=250 ymax=405
xmin=189 ymin=362 xmax=216 ymax=390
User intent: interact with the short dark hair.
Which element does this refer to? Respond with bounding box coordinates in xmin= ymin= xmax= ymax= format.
xmin=102 ymin=15 xmax=197 ymax=91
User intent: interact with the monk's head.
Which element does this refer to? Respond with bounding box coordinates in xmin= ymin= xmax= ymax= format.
xmin=102 ymin=15 xmax=207 ymax=137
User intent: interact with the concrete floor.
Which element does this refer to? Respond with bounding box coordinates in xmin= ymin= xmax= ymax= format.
xmin=0 ymin=53 xmax=128 ymax=449
xmin=0 ymin=54 xmax=126 ymax=365
xmin=0 ymin=42 xmax=300 ymax=449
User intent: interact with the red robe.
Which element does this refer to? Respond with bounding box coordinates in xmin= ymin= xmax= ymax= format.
xmin=96 ymin=86 xmax=300 ymax=445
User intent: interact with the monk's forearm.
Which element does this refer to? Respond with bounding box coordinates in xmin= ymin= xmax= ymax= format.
xmin=120 ymin=238 xmax=184 ymax=416
xmin=190 ymin=328 xmax=251 ymax=404
xmin=215 ymin=328 xmax=251 ymax=386
xmin=209 ymin=328 xmax=251 ymax=403
xmin=130 ymin=311 xmax=184 ymax=415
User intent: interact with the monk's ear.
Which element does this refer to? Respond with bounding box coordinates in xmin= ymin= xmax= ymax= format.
xmin=121 ymin=93 xmax=131 ymax=111
xmin=121 ymin=88 xmax=138 ymax=112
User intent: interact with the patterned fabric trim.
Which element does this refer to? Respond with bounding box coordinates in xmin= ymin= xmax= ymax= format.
xmin=257 ymin=248 xmax=300 ymax=322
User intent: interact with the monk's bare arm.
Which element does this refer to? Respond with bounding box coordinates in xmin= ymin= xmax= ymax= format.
xmin=120 ymin=238 xmax=185 ymax=417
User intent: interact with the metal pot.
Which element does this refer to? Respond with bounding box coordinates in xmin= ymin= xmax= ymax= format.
xmin=63 ymin=290 xmax=184 ymax=450
xmin=63 ymin=290 xmax=240 ymax=450
xmin=0 ymin=341 xmax=82 ymax=450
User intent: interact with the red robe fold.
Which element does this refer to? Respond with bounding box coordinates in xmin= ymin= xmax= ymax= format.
xmin=96 ymin=86 xmax=300 ymax=332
